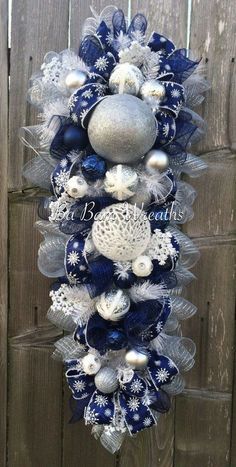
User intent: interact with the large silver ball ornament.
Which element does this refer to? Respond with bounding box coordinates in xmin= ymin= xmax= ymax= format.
xmin=140 ymin=79 xmax=166 ymax=101
xmin=125 ymin=349 xmax=149 ymax=369
xmin=87 ymin=94 xmax=157 ymax=164
xmin=65 ymin=69 xmax=88 ymax=91
xmin=94 ymin=367 xmax=119 ymax=393
xmin=145 ymin=149 xmax=169 ymax=172
xmin=104 ymin=164 xmax=138 ymax=201
xmin=96 ymin=288 xmax=130 ymax=321
xmin=109 ymin=63 xmax=144 ymax=96
xmin=92 ymin=203 xmax=151 ymax=261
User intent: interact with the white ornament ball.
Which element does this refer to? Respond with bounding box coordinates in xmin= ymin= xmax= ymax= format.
xmin=125 ymin=349 xmax=149 ymax=369
xmin=132 ymin=255 xmax=153 ymax=277
xmin=96 ymin=289 xmax=130 ymax=321
xmin=81 ymin=354 xmax=101 ymax=375
xmin=65 ymin=69 xmax=88 ymax=91
xmin=109 ymin=63 xmax=144 ymax=96
xmin=87 ymin=94 xmax=157 ymax=164
xmin=66 ymin=175 xmax=88 ymax=198
xmin=94 ymin=367 xmax=119 ymax=393
xmin=145 ymin=149 xmax=169 ymax=172
xmin=92 ymin=203 xmax=151 ymax=261
xmin=104 ymin=164 xmax=138 ymax=201
xmin=140 ymin=80 xmax=166 ymax=102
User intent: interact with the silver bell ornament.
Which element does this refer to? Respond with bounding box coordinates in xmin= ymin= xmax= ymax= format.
xmin=87 ymin=94 xmax=157 ymax=164
xmin=96 ymin=288 xmax=130 ymax=321
xmin=104 ymin=164 xmax=138 ymax=201
xmin=65 ymin=69 xmax=88 ymax=92
xmin=65 ymin=175 xmax=88 ymax=198
xmin=81 ymin=354 xmax=101 ymax=375
xmin=109 ymin=63 xmax=144 ymax=96
xmin=132 ymin=255 xmax=153 ymax=277
xmin=145 ymin=149 xmax=169 ymax=172
xmin=125 ymin=349 xmax=149 ymax=369
xmin=92 ymin=203 xmax=151 ymax=261
xmin=94 ymin=367 xmax=119 ymax=394
xmin=140 ymin=79 xmax=166 ymax=105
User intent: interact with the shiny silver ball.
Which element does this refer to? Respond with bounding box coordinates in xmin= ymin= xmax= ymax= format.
xmin=104 ymin=164 xmax=138 ymax=201
xmin=94 ymin=367 xmax=119 ymax=393
xmin=96 ymin=288 xmax=130 ymax=321
xmin=109 ymin=63 xmax=144 ymax=96
xmin=140 ymin=80 xmax=166 ymax=101
xmin=145 ymin=149 xmax=169 ymax=172
xmin=88 ymin=94 xmax=157 ymax=164
xmin=65 ymin=69 xmax=88 ymax=91
xmin=125 ymin=349 xmax=149 ymax=369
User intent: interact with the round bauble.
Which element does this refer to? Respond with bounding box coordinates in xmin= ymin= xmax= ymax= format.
xmin=106 ymin=329 xmax=127 ymax=350
xmin=109 ymin=63 xmax=144 ymax=96
xmin=104 ymin=164 xmax=138 ymax=201
xmin=132 ymin=255 xmax=153 ymax=277
xmin=140 ymin=80 xmax=166 ymax=102
xmin=64 ymin=125 xmax=89 ymax=151
xmin=81 ymin=354 xmax=101 ymax=375
xmin=87 ymin=94 xmax=157 ymax=164
xmin=145 ymin=149 xmax=169 ymax=172
xmin=96 ymin=288 xmax=130 ymax=321
xmin=66 ymin=175 xmax=88 ymax=198
xmin=94 ymin=367 xmax=119 ymax=394
xmin=81 ymin=154 xmax=106 ymax=181
xmin=65 ymin=69 xmax=88 ymax=91
xmin=125 ymin=349 xmax=149 ymax=369
xmin=91 ymin=203 xmax=151 ymax=261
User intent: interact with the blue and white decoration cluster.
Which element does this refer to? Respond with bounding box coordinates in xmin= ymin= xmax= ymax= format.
xmin=21 ymin=5 xmax=209 ymax=454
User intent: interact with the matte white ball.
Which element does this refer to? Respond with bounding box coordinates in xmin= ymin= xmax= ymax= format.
xmin=65 ymin=69 xmax=88 ymax=91
xmin=132 ymin=255 xmax=153 ymax=277
xmin=94 ymin=367 xmax=119 ymax=394
xmin=81 ymin=354 xmax=101 ymax=375
xmin=140 ymin=80 xmax=166 ymax=101
xmin=104 ymin=164 xmax=138 ymax=201
xmin=145 ymin=149 xmax=169 ymax=172
xmin=87 ymin=94 xmax=157 ymax=164
xmin=96 ymin=289 xmax=130 ymax=321
xmin=66 ymin=175 xmax=88 ymax=198
xmin=92 ymin=203 xmax=151 ymax=261
xmin=125 ymin=350 xmax=149 ymax=369
xmin=109 ymin=63 xmax=144 ymax=96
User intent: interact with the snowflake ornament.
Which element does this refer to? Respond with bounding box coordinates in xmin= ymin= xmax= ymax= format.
xmin=104 ymin=164 xmax=138 ymax=201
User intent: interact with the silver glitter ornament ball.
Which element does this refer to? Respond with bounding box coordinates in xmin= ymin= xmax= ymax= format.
xmin=104 ymin=164 xmax=138 ymax=201
xmin=145 ymin=149 xmax=169 ymax=172
xmin=140 ymin=79 xmax=166 ymax=102
xmin=109 ymin=63 xmax=144 ymax=96
xmin=125 ymin=349 xmax=149 ymax=369
xmin=87 ymin=94 xmax=157 ymax=164
xmin=96 ymin=288 xmax=130 ymax=321
xmin=65 ymin=69 xmax=88 ymax=92
xmin=94 ymin=367 xmax=119 ymax=394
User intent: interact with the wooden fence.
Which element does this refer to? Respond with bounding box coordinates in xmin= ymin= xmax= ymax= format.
xmin=0 ymin=0 xmax=236 ymax=465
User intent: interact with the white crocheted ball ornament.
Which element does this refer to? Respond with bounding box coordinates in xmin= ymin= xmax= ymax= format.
xmin=92 ymin=203 xmax=151 ymax=261
xmin=104 ymin=164 xmax=138 ymax=201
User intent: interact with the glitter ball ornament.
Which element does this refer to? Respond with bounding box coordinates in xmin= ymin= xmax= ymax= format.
xmin=65 ymin=69 xmax=88 ymax=92
xmin=94 ymin=367 xmax=119 ymax=394
xmin=145 ymin=149 xmax=169 ymax=172
xmin=63 ymin=125 xmax=89 ymax=151
xmin=65 ymin=175 xmax=88 ymax=198
xmin=96 ymin=289 xmax=130 ymax=321
xmin=132 ymin=255 xmax=153 ymax=277
xmin=125 ymin=349 xmax=149 ymax=369
xmin=92 ymin=203 xmax=151 ymax=261
xmin=81 ymin=354 xmax=101 ymax=375
xmin=140 ymin=80 xmax=166 ymax=103
xmin=109 ymin=63 xmax=144 ymax=95
xmin=87 ymin=94 xmax=157 ymax=164
xmin=104 ymin=164 xmax=138 ymax=201
xmin=81 ymin=154 xmax=107 ymax=181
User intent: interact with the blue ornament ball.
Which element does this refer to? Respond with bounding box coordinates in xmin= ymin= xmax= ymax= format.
xmin=106 ymin=328 xmax=127 ymax=350
xmin=63 ymin=125 xmax=89 ymax=150
xmin=81 ymin=154 xmax=107 ymax=181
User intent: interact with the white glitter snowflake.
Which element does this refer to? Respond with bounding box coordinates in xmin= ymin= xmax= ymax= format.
xmin=95 ymin=394 xmax=109 ymax=408
xmin=94 ymin=56 xmax=109 ymax=72
xmin=67 ymin=251 xmax=80 ymax=266
xmin=133 ymin=413 xmax=140 ymax=421
xmin=80 ymin=108 xmax=89 ymax=120
xmin=60 ymin=158 xmax=68 ymax=168
xmin=119 ymin=41 xmax=151 ymax=67
xmin=68 ymin=272 xmax=79 ymax=285
xmin=143 ymin=416 xmax=153 ymax=427
xmin=104 ymin=408 xmax=112 ymax=417
xmin=171 ymin=88 xmax=181 ymax=99
xmin=146 ymin=229 xmax=178 ymax=266
xmin=156 ymin=368 xmax=170 ymax=383
xmin=41 ymin=56 xmax=62 ymax=84
xmin=106 ymin=32 xmax=113 ymax=46
xmin=71 ymin=112 xmax=78 ymax=123
xmin=163 ymin=122 xmax=170 ymax=137
xmin=127 ymin=397 xmax=140 ymax=412
xmin=85 ymin=408 xmax=99 ymax=425
xmin=81 ymin=89 xmax=93 ymax=99
xmin=168 ymin=359 xmax=176 ymax=369
xmin=73 ymin=379 xmax=86 ymax=392
xmin=156 ymin=321 xmax=163 ymax=333
xmin=130 ymin=379 xmax=144 ymax=394
xmin=68 ymin=93 xmax=79 ymax=111
xmin=54 ymin=170 xmax=70 ymax=191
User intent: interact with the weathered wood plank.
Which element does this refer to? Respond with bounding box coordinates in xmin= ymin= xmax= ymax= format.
xmin=182 ymin=237 xmax=236 ymax=392
xmin=0 ymin=0 xmax=8 ymax=465
xmin=9 ymin=0 xmax=70 ymax=191
xmin=7 ymin=346 xmax=63 ymax=467
xmin=190 ymin=0 xmax=236 ymax=153
xmin=175 ymin=391 xmax=231 ymax=467
xmin=184 ymin=151 xmax=236 ymax=238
